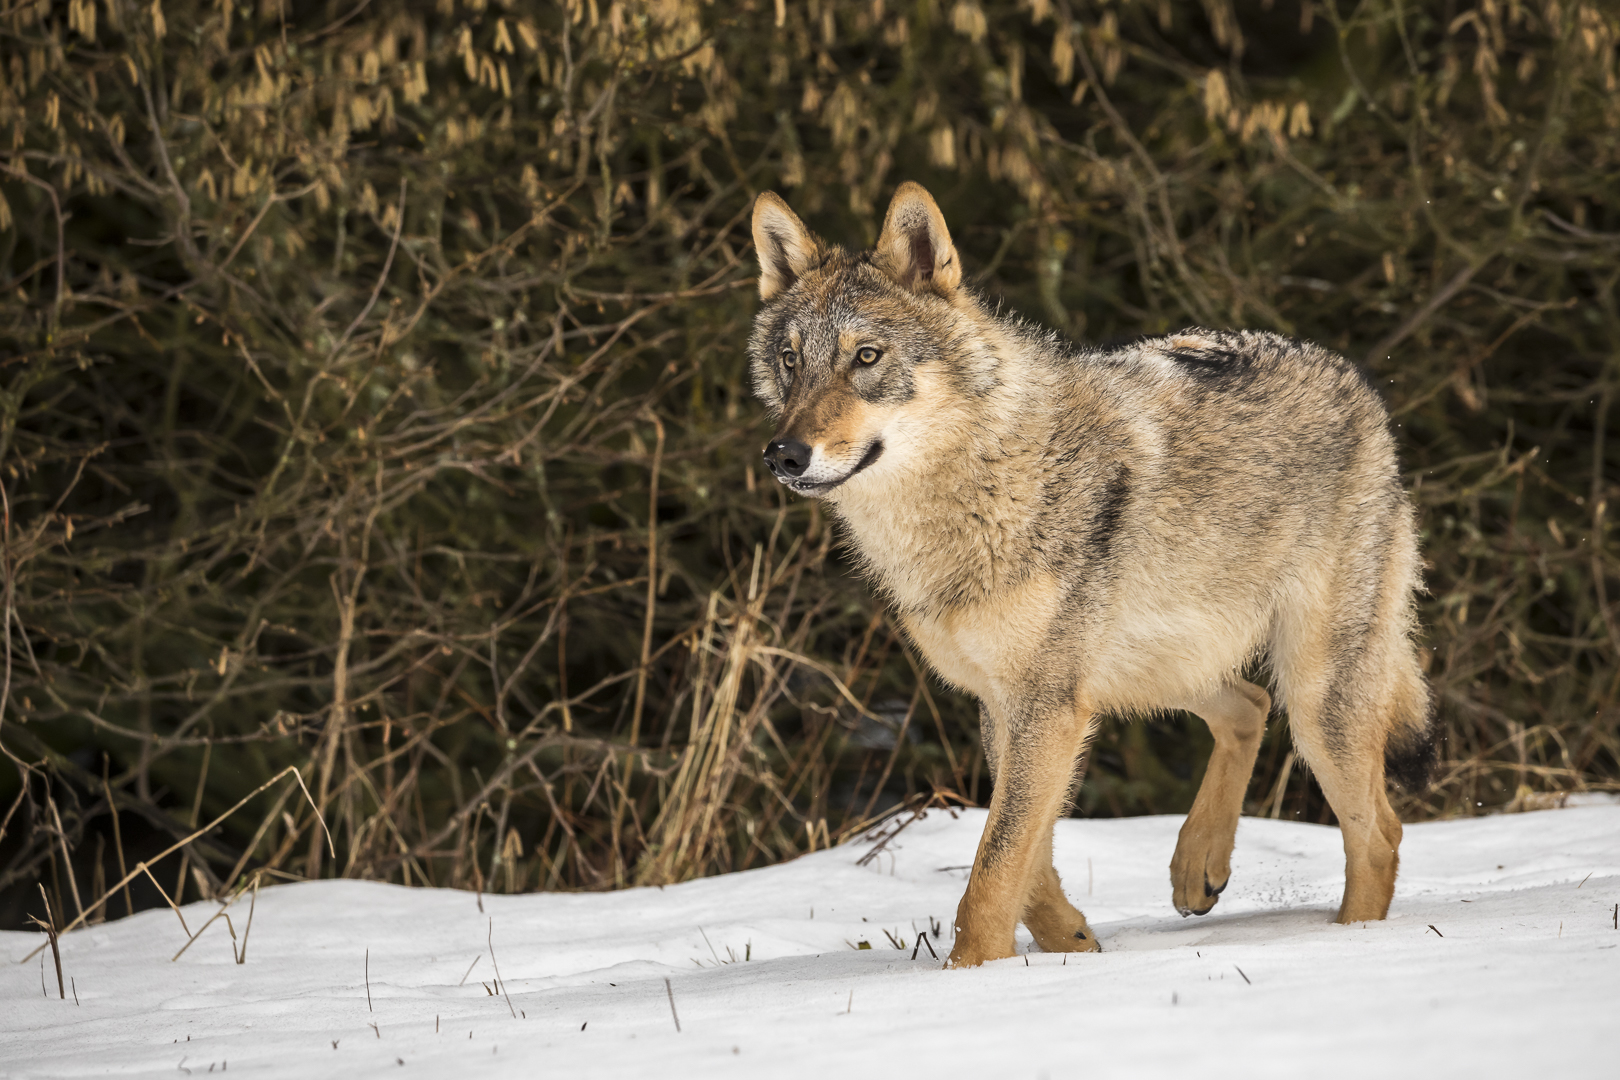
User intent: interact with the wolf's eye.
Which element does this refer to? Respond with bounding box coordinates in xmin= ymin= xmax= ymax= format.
xmin=855 ymin=346 xmax=882 ymax=366
xmin=780 ymin=348 xmax=796 ymax=370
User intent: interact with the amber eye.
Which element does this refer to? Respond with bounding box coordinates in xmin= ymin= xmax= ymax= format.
xmin=855 ymin=346 xmax=882 ymax=366
xmin=780 ymin=348 xmax=796 ymax=370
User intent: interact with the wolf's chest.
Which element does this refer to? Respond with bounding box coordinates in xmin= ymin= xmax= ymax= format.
xmin=898 ymin=573 xmax=1063 ymax=700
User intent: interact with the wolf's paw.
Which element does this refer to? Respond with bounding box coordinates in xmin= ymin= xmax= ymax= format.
xmin=1172 ymin=873 xmax=1227 ymax=917
xmin=1334 ymin=889 xmax=1393 ymax=924
xmin=1023 ymin=893 xmax=1101 ymax=952
xmin=1025 ymin=905 xmax=1103 ymax=953
xmin=944 ymin=932 xmax=1017 ymax=969
xmin=1033 ymin=923 xmax=1103 ymax=953
xmin=1170 ymin=841 xmax=1232 ymax=917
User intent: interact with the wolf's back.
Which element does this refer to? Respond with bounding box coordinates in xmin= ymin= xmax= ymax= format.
xmin=1036 ymin=326 xmax=1431 ymax=767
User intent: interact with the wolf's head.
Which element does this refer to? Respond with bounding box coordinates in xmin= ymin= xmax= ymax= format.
xmin=747 ymin=183 xmax=994 ymax=498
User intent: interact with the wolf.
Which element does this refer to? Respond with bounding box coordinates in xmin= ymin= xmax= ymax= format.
xmin=746 ymin=182 xmax=1435 ymax=968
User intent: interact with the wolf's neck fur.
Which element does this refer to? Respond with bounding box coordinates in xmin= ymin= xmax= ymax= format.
xmin=828 ymin=311 xmax=1076 ymax=617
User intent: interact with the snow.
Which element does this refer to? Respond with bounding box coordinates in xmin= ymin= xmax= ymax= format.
xmin=4 ymin=804 xmax=1617 ymax=1079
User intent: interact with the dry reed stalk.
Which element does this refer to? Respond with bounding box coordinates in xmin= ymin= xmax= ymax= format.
xmin=135 ymin=862 xmax=191 ymax=937
xmin=171 ymin=887 xmax=245 ymax=963
xmin=311 ymin=576 xmax=360 ymax=880
xmin=31 ymin=884 xmax=63 ymax=1000
xmin=613 ymin=411 xmax=667 ymax=883
xmin=637 ymin=551 xmax=768 ymax=884
xmin=45 ymin=796 xmax=84 ymax=924
xmin=175 ymin=738 xmax=213 ymax=906
xmin=234 ymin=874 xmax=259 ymax=964
xmin=100 ymin=768 xmax=133 ymax=919
xmin=221 ymin=783 xmax=298 ymax=891
xmin=487 ymin=919 xmax=516 ymax=1018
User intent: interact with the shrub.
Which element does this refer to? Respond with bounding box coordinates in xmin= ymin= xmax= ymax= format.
xmin=1 ymin=0 xmax=1615 ymax=928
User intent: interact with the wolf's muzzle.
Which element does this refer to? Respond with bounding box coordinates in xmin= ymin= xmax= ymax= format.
xmin=763 ymin=438 xmax=811 ymax=479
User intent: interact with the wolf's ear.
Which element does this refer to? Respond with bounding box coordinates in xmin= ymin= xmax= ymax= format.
xmin=752 ymin=192 xmax=821 ymax=302
xmin=876 ymin=182 xmax=961 ymax=293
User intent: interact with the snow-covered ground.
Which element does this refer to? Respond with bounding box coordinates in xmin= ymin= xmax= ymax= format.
xmin=4 ymin=802 xmax=1617 ymax=1079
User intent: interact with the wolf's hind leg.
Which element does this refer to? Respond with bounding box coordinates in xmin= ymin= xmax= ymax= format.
xmin=1289 ymin=707 xmax=1404 ymax=923
xmin=1168 ymin=680 xmax=1269 ymax=916
xmin=1275 ymin=617 xmax=1422 ymax=923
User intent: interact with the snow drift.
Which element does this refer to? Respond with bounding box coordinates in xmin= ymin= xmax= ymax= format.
xmin=4 ymin=803 xmax=1617 ymax=1079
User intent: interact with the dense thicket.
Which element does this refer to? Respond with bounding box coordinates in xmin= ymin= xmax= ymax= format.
xmin=1 ymin=0 xmax=1616 ymax=930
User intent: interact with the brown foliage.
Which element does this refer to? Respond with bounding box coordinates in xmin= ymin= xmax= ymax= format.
xmin=0 ymin=0 xmax=1616 ymax=926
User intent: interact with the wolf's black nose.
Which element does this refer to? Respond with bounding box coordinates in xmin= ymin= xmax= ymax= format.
xmin=764 ymin=439 xmax=811 ymax=479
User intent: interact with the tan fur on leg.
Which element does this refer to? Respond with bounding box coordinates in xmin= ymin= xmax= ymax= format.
xmin=1274 ymin=616 xmax=1406 ymax=923
xmin=948 ymin=719 xmax=1090 ymax=967
xmin=1022 ymin=828 xmax=1100 ymax=952
xmin=1319 ymin=769 xmax=1402 ymax=922
xmin=947 ymin=843 xmax=1026 ymax=968
xmin=1168 ymin=680 xmax=1269 ymax=916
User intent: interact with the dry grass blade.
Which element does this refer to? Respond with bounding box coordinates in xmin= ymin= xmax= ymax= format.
xmin=234 ymin=875 xmax=259 ymax=965
xmin=171 ymin=890 xmax=245 ymax=962
xmin=664 ymin=978 xmax=681 ymax=1033
xmin=136 ymin=862 xmax=191 ymax=938
xmin=30 ymin=884 xmax=63 ymax=1000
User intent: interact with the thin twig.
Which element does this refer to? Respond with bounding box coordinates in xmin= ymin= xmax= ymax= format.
xmin=33 ymin=884 xmax=63 ymax=999
xmin=137 ymin=861 xmax=191 ymax=937
xmin=1363 ymin=261 xmax=1487 ymax=367
xmin=458 ymin=954 xmax=482 ymax=987
xmin=171 ymin=889 xmax=247 ymax=962
xmin=664 ymin=978 xmax=681 ymax=1032
xmin=47 ymin=796 xmax=85 ymax=922
xmin=626 ymin=411 xmax=666 ymax=753
xmin=0 ymin=159 xmax=66 ymax=326
xmin=487 ymin=919 xmax=516 ymax=1018
xmin=235 ymin=874 xmax=259 ymax=964
xmin=332 ymin=178 xmax=408 ymax=358
xmin=101 ymin=766 xmax=133 ymax=918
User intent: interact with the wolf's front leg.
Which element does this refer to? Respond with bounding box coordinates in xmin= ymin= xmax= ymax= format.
xmin=948 ymin=706 xmax=1093 ymax=967
xmin=1168 ymin=680 xmax=1269 ymax=916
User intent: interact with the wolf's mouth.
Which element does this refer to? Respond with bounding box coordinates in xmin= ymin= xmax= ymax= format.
xmin=787 ymin=439 xmax=884 ymax=494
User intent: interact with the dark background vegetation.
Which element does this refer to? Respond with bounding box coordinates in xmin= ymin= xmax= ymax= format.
xmin=1 ymin=0 xmax=1617 ymax=933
